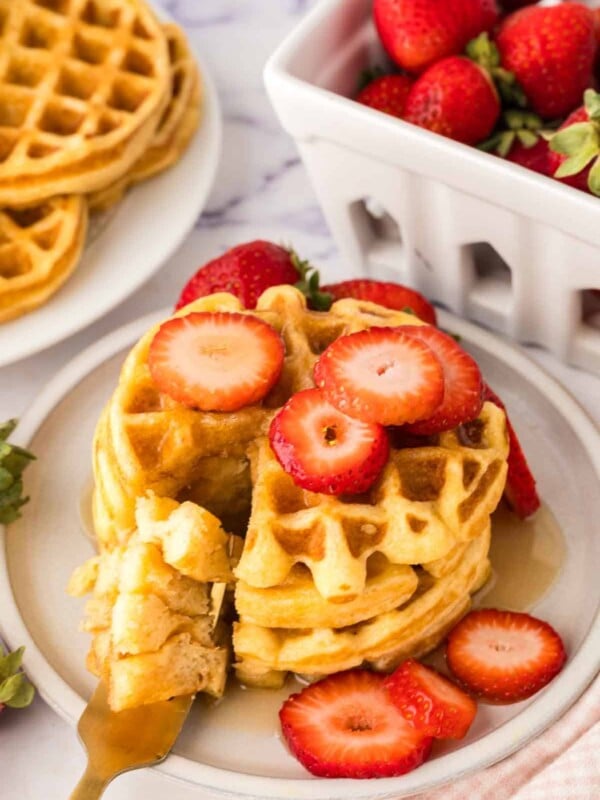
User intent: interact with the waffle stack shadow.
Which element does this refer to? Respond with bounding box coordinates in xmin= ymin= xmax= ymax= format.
xmin=71 ymin=287 xmax=510 ymax=708
xmin=0 ymin=1 xmax=201 ymax=322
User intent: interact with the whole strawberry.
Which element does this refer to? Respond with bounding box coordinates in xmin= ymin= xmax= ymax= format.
xmin=320 ymin=279 xmax=437 ymax=324
xmin=481 ymin=110 xmax=552 ymax=176
xmin=0 ymin=645 xmax=35 ymax=713
xmin=175 ymin=240 xmax=330 ymax=311
xmin=496 ymin=3 xmax=597 ymax=120
xmin=404 ymin=56 xmax=500 ymax=145
xmin=547 ymin=90 xmax=600 ymax=195
xmin=504 ymin=138 xmax=550 ymax=176
xmin=356 ymin=74 xmax=414 ymax=119
xmin=373 ymin=0 xmax=499 ymax=74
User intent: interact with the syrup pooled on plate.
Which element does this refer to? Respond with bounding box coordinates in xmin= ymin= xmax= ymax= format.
xmin=478 ymin=502 xmax=566 ymax=611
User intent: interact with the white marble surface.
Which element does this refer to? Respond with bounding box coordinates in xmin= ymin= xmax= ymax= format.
xmin=0 ymin=1 xmax=599 ymax=798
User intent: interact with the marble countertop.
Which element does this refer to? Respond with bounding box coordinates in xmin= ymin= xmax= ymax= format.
xmin=1 ymin=2 xmax=599 ymax=798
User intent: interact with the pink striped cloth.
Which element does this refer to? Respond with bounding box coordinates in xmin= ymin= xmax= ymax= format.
xmin=415 ymin=673 xmax=600 ymax=800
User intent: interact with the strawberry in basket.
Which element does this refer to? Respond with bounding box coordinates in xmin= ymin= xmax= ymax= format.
xmin=373 ymin=0 xmax=499 ymax=74
xmin=547 ymin=90 xmax=600 ymax=196
xmin=496 ymin=2 xmax=597 ymax=120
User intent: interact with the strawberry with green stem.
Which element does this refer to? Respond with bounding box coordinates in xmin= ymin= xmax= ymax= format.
xmin=480 ymin=109 xmax=553 ymax=175
xmin=548 ymin=89 xmax=600 ymax=196
xmin=403 ymin=55 xmax=500 ymax=145
xmin=373 ymin=0 xmax=499 ymax=75
xmin=495 ymin=3 xmax=597 ymax=120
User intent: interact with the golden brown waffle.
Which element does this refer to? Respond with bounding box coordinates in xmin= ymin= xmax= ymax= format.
xmin=233 ymin=524 xmax=492 ymax=689
xmin=68 ymin=495 xmax=231 ymax=711
xmin=236 ymin=402 xmax=507 ymax=602
xmin=0 ymin=0 xmax=171 ymax=206
xmin=92 ymin=286 xmax=427 ymax=550
xmin=87 ymin=22 xmax=201 ymax=213
xmin=86 ymin=285 xmax=509 ymax=698
xmin=0 ymin=196 xmax=87 ymax=322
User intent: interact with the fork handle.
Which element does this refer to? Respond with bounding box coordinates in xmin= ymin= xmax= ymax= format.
xmin=69 ymin=764 xmax=111 ymax=800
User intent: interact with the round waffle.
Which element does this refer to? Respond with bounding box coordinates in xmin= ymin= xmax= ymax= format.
xmin=233 ymin=525 xmax=492 ymax=688
xmin=87 ymin=22 xmax=201 ymax=213
xmin=0 ymin=0 xmax=171 ymax=205
xmin=0 ymin=195 xmax=87 ymax=322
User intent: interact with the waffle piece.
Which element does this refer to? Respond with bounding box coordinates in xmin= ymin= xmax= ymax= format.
xmin=233 ymin=525 xmax=492 ymax=689
xmin=236 ymin=401 xmax=508 ymax=601
xmin=92 ymin=286 xmax=425 ymax=549
xmin=68 ymin=495 xmax=231 ymax=711
xmin=0 ymin=196 xmax=87 ymax=322
xmin=88 ymin=22 xmax=201 ymax=213
xmin=0 ymin=0 xmax=171 ymax=205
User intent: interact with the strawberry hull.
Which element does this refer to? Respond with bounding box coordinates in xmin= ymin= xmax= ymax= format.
xmin=265 ymin=0 xmax=600 ymax=377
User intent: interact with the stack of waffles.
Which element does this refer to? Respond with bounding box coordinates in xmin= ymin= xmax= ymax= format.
xmin=70 ymin=286 xmax=510 ymax=709
xmin=0 ymin=0 xmax=201 ymax=322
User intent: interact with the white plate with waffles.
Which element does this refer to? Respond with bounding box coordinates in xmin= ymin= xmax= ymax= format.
xmin=0 ymin=3 xmax=221 ymax=368
xmin=1 ymin=307 xmax=600 ymax=800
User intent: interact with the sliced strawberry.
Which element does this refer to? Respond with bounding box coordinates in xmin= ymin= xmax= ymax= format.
xmin=279 ymin=669 xmax=433 ymax=778
xmin=320 ymin=279 xmax=437 ymax=325
xmin=148 ymin=312 xmax=284 ymax=412
xmin=483 ymin=383 xmax=540 ymax=518
xmin=314 ymin=328 xmax=444 ymax=426
xmin=399 ymin=326 xmax=483 ymax=434
xmin=269 ymin=388 xmax=389 ymax=495
xmin=384 ymin=659 xmax=477 ymax=739
xmin=446 ymin=609 xmax=566 ymax=703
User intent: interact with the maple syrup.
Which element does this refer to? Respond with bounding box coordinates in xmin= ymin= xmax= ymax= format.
xmin=479 ymin=502 xmax=566 ymax=611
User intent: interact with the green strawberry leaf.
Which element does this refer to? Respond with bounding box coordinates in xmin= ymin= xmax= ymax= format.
xmin=0 ymin=420 xmax=36 ymax=525
xmin=550 ymin=122 xmax=600 ymax=177
xmin=0 ymin=673 xmax=35 ymax=708
xmin=587 ymin=156 xmax=600 ymax=196
xmin=516 ymin=129 xmax=539 ymax=148
xmin=584 ymin=89 xmax=600 ymax=122
xmin=0 ymin=646 xmax=24 ymax=681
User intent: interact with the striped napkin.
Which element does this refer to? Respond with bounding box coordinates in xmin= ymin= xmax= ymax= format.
xmin=416 ymin=673 xmax=600 ymax=800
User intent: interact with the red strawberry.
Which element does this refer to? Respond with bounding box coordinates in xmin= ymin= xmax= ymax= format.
xmin=148 ymin=312 xmax=284 ymax=412
xmin=481 ymin=110 xmax=551 ymax=176
xmin=384 ymin=659 xmax=477 ymax=739
xmin=483 ymin=383 xmax=540 ymax=518
xmin=446 ymin=609 xmax=566 ymax=703
xmin=496 ymin=3 xmax=597 ymax=120
xmin=402 ymin=326 xmax=483 ymax=435
xmin=547 ymin=91 xmax=600 ymax=195
xmin=356 ymin=74 xmax=414 ymax=119
xmin=373 ymin=0 xmax=499 ymax=74
xmin=505 ymin=138 xmax=550 ymax=176
xmin=269 ymin=388 xmax=389 ymax=495
xmin=175 ymin=240 xmax=322 ymax=311
xmin=403 ymin=56 xmax=500 ymax=145
xmin=279 ymin=669 xmax=433 ymax=778
xmin=314 ymin=328 xmax=444 ymax=426
xmin=321 ymin=279 xmax=437 ymax=325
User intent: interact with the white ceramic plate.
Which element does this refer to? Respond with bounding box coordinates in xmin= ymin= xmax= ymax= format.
xmin=1 ymin=310 xmax=599 ymax=800
xmin=0 ymin=17 xmax=221 ymax=368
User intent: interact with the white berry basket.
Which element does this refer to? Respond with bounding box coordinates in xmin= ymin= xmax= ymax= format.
xmin=264 ymin=0 xmax=600 ymax=376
